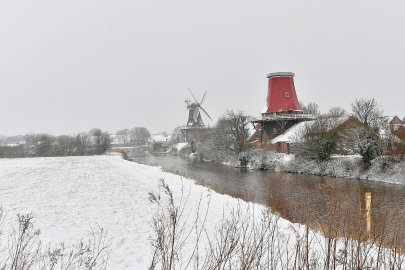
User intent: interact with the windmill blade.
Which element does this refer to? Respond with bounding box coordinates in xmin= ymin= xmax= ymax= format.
xmin=200 ymin=106 xmax=212 ymax=121
xmin=187 ymin=88 xmax=199 ymax=104
xmin=200 ymin=91 xmax=207 ymax=105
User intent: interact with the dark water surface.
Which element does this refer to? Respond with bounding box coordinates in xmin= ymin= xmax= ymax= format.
xmin=131 ymin=153 xmax=405 ymax=248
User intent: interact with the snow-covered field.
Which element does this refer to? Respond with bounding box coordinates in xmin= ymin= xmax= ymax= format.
xmin=0 ymin=155 xmax=403 ymax=269
xmin=0 ymin=155 xmax=277 ymax=268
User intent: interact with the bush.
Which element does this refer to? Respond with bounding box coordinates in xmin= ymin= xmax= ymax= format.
xmin=292 ymin=119 xmax=338 ymax=161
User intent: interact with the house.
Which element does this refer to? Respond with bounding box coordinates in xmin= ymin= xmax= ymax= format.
xmin=385 ymin=117 xmax=405 ymax=158
xmin=269 ymin=116 xmax=362 ymax=154
xmin=386 ymin=116 xmax=404 ymax=132
xmin=246 ymin=123 xmax=262 ymax=147
xmin=150 ymin=134 xmax=170 ymax=153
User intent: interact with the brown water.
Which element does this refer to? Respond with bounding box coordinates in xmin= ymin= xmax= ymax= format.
xmin=131 ymin=153 xmax=405 ymax=249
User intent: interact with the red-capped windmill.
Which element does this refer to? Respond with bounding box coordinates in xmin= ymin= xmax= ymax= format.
xmin=253 ymin=72 xmax=314 ymax=142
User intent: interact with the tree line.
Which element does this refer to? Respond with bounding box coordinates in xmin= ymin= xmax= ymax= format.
xmin=0 ymin=126 xmax=153 ymax=158
xmin=0 ymin=128 xmax=111 ymax=158
xmin=115 ymin=127 xmax=151 ymax=146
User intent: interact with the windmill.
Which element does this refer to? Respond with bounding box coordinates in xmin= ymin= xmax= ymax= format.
xmin=185 ymin=89 xmax=212 ymax=127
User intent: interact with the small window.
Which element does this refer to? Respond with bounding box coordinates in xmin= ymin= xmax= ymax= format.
xmin=284 ymin=91 xmax=290 ymax=97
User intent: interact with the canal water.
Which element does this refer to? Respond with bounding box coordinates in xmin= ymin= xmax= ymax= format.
xmin=131 ymin=153 xmax=405 ymax=248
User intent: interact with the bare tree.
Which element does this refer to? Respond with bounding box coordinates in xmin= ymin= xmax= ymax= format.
xmin=351 ymin=98 xmax=384 ymax=128
xmin=328 ymin=106 xmax=347 ymax=118
xmin=116 ymin=129 xmax=130 ymax=145
xmin=301 ymin=102 xmax=320 ymax=115
xmin=169 ymin=127 xmax=185 ymax=144
xmin=91 ymin=129 xmax=111 ymax=155
xmin=76 ymin=132 xmax=91 ymax=155
xmin=130 ymin=127 xmax=151 ymax=145
xmin=352 ymin=126 xmax=384 ymax=169
xmin=212 ymin=110 xmax=251 ymax=157
xmin=33 ymin=134 xmax=54 ymax=157
xmin=351 ymin=98 xmax=384 ymax=168
xmin=54 ymin=135 xmax=77 ymax=156
xmin=292 ymin=118 xmax=338 ymax=161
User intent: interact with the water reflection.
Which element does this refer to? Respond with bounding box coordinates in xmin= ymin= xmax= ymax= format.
xmin=365 ymin=192 xmax=372 ymax=235
xmin=130 ymin=153 xmax=405 ymax=250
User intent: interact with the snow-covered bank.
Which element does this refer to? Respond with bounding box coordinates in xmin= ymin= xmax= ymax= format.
xmin=0 ymin=156 xmax=403 ymax=269
xmin=0 ymin=156 xmax=291 ymax=268
xmin=245 ymin=150 xmax=405 ymax=185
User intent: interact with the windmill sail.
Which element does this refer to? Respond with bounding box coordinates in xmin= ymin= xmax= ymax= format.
xmin=200 ymin=106 xmax=212 ymax=121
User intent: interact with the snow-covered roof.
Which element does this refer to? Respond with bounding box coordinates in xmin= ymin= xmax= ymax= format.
xmin=109 ymin=134 xmax=122 ymax=145
xmin=150 ymin=134 xmax=168 ymax=143
xmin=3 ymin=141 xmax=26 ymax=147
xmin=386 ymin=116 xmax=396 ymax=123
xmin=271 ymin=121 xmax=310 ymax=144
xmin=245 ymin=122 xmax=257 ymax=140
xmin=271 ymin=116 xmax=353 ymax=144
xmin=384 ymin=115 xmax=405 ymax=124
xmin=5 ymin=143 xmax=23 ymax=147
xmin=173 ymin=142 xmax=189 ymax=152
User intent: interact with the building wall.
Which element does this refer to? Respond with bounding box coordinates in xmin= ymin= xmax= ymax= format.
xmin=389 ymin=116 xmax=404 ymax=132
xmin=332 ymin=117 xmax=363 ymax=154
xmin=180 ymin=128 xmax=211 ymax=142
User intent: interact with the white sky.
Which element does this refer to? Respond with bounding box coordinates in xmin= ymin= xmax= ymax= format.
xmin=1 ymin=0 xmax=405 ymax=135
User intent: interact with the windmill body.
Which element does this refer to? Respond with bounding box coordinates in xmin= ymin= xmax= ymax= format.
xmin=187 ymin=103 xmax=205 ymax=127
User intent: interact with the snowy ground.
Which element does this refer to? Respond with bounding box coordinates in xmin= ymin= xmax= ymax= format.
xmin=0 ymin=155 xmax=276 ymax=268
xmin=0 ymin=155 xmax=403 ymax=269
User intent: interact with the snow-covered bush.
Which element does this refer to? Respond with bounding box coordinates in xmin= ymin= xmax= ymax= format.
xmin=243 ymin=149 xmax=286 ymax=170
xmin=292 ymin=119 xmax=338 ymax=161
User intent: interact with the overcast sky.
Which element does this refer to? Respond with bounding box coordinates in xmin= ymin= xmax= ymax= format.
xmin=1 ymin=0 xmax=404 ymax=136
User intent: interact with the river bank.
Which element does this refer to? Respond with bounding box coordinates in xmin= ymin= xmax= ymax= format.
xmin=245 ymin=150 xmax=405 ymax=185
xmin=169 ymin=143 xmax=405 ymax=185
